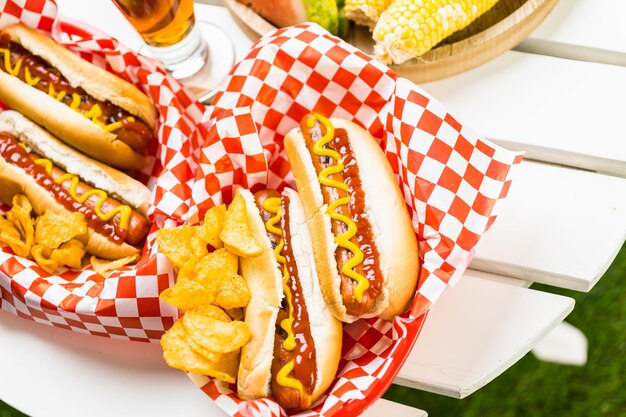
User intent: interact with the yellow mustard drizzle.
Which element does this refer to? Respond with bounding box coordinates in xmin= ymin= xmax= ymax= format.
xmin=33 ymin=157 xmax=131 ymax=230
xmin=262 ymin=197 xmax=304 ymax=396
xmin=0 ymin=49 xmax=22 ymax=76
xmin=307 ymin=114 xmax=369 ymax=303
xmin=48 ymin=83 xmax=66 ymax=101
xmin=0 ymin=48 xmax=131 ymax=132
xmin=24 ymin=66 xmax=40 ymax=86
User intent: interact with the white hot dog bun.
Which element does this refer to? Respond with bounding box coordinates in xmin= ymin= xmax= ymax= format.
xmin=0 ymin=23 xmax=157 ymax=170
xmin=284 ymin=115 xmax=420 ymax=322
xmin=237 ymin=187 xmax=342 ymax=410
xmin=0 ymin=110 xmax=152 ymax=259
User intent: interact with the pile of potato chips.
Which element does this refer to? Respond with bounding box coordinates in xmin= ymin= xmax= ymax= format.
xmin=0 ymin=194 xmax=86 ymax=274
xmin=157 ymin=193 xmax=263 ymax=382
xmin=0 ymin=194 xmax=138 ymax=276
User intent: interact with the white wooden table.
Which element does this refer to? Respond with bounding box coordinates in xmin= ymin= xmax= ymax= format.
xmin=2 ymin=1 xmax=625 ymax=416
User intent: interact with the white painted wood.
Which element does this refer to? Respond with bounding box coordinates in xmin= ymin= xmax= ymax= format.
xmin=0 ymin=270 xmax=571 ymax=412
xmin=472 ymin=161 xmax=626 ymax=291
xmin=363 ymin=399 xmax=428 ymax=417
xmin=468 ymin=270 xmax=531 ymax=288
xmin=531 ymin=322 xmax=588 ymax=366
xmin=396 ymin=271 xmax=574 ymax=398
xmin=0 ymin=310 xmax=228 ymax=417
xmin=516 ymin=0 xmax=626 ymax=66
xmin=422 ymin=51 xmax=626 ymax=177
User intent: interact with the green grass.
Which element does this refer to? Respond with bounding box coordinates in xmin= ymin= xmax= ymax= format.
xmin=2 ymin=247 xmax=625 ymax=417
xmin=0 ymin=401 xmax=25 ymax=417
xmin=384 ymin=244 xmax=626 ymax=417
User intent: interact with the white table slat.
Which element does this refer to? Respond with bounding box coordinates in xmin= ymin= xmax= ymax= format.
xmin=0 ymin=310 xmax=228 ymax=417
xmin=473 ymin=160 xmax=626 ymax=291
xmin=517 ymin=0 xmax=626 ymax=66
xmin=422 ymin=50 xmax=626 ymax=177
xmin=0 ymin=268 xmax=570 ymax=413
xmin=363 ymin=399 xmax=427 ymax=417
xmin=468 ymin=270 xmax=531 ymax=288
xmin=396 ymin=270 xmax=574 ymax=398
xmin=0 ymin=307 xmax=428 ymax=417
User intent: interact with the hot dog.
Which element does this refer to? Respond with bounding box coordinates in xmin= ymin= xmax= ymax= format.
xmin=0 ymin=23 xmax=157 ymax=170
xmin=0 ymin=110 xmax=151 ymax=259
xmin=237 ymin=188 xmax=342 ymax=410
xmin=284 ymin=114 xmax=420 ymax=322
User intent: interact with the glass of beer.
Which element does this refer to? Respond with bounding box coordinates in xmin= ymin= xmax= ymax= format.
xmin=111 ymin=0 xmax=234 ymax=102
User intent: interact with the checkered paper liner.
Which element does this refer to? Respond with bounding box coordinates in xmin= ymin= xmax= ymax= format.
xmin=0 ymin=0 xmax=210 ymax=342
xmin=193 ymin=24 xmax=523 ymax=417
xmin=0 ymin=2 xmax=524 ymax=416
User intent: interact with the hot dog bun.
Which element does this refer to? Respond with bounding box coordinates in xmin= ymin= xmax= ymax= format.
xmin=0 ymin=23 xmax=157 ymax=170
xmin=0 ymin=110 xmax=151 ymax=259
xmin=284 ymin=117 xmax=419 ymax=322
xmin=237 ymin=187 xmax=342 ymax=408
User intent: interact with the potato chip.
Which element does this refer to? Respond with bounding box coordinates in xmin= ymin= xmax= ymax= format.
xmin=183 ymin=306 xmax=250 ymax=354
xmin=197 ymin=204 xmax=226 ymax=249
xmin=0 ymin=216 xmax=29 ymax=258
xmin=185 ymin=334 xmax=221 ymax=362
xmin=220 ymin=194 xmax=263 ymax=257
xmin=190 ymin=234 xmax=209 ymax=258
xmin=212 ymin=274 xmax=251 ymax=310
xmin=91 ymin=254 xmax=140 ymax=278
xmin=31 ymin=244 xmax=60 ymax=274
xmin=35 ymin=211 xmax=87 ymax=249
xmin=161 ymin=320 xmax=237 ymax=383
xmin=12 ymin=194 xmax=32 ymax=213
xmin=185 ymin=335 xmax=242 ymax=379
xmin=209 ymin=350 xmax=240 ymax=383
xmin=160 ymin=279 xmax=214 ymax=311
xmin=177 ymin=256 xmax=199 ymax=281
xmin=225 ymin=308 xmax=244 ymax=321
xmin=50 ymin=239 xmax=85 ymax=270
xmin=0 ymin=217 xmax=19 ymax=238
xmin=192 ymin=249 xmax=238 ymax=285
xmin=186 ymin=305 xmax=231 ymax=322
xmin=184 ymin=250 xmax=249 ymax=308
xmin=157 ymin=226 xmax=206 ymax=270
xmin=6 ymin=194 xmax=34 ymax=250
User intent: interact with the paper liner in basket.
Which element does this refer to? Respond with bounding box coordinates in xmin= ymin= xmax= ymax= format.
xmin=192 ymin=23 xmax=522 ymax=417
xmin=0 ymin=0 xmax=210 ymax=342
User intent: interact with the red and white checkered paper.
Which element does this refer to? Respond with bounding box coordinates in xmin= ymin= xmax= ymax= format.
xmin=0 ymin=1 xmax=523 ymax=416
xmin=0 ymin=0 xmax=209 ymax=342
xmin=192 ymin=24 xmax=523 ymax=417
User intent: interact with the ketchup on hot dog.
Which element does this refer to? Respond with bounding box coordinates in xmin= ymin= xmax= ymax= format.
xmin=254 ymin=190 xmax=318 ymax=410
xmin=300 ymin=115 xmax=384 ymax=317
xmin=0 ymin=132 xmax=149 ymax=245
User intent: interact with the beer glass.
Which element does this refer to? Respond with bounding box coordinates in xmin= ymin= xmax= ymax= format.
xmin=111 ymin=0 xmax=234 ymax=102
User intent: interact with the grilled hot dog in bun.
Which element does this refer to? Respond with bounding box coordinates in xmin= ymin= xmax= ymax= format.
xmin=0 ymin=23 xmax=157 ymax=170
xmin=284 ymin=114 xmax=419 ymax=322
xmin=0 ymin=110 xmax=151 ymax=259
xmin=237 ymin=187 xmax=342 ymax=410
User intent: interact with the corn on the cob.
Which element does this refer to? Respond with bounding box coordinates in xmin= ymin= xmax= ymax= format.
xmin=344 ymin=0 xmax=394 ymax=29
xmin=373 ymin=0 xmax=499 ymax=65
xmin=305 ymin=0 xmax=339 ymax=35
